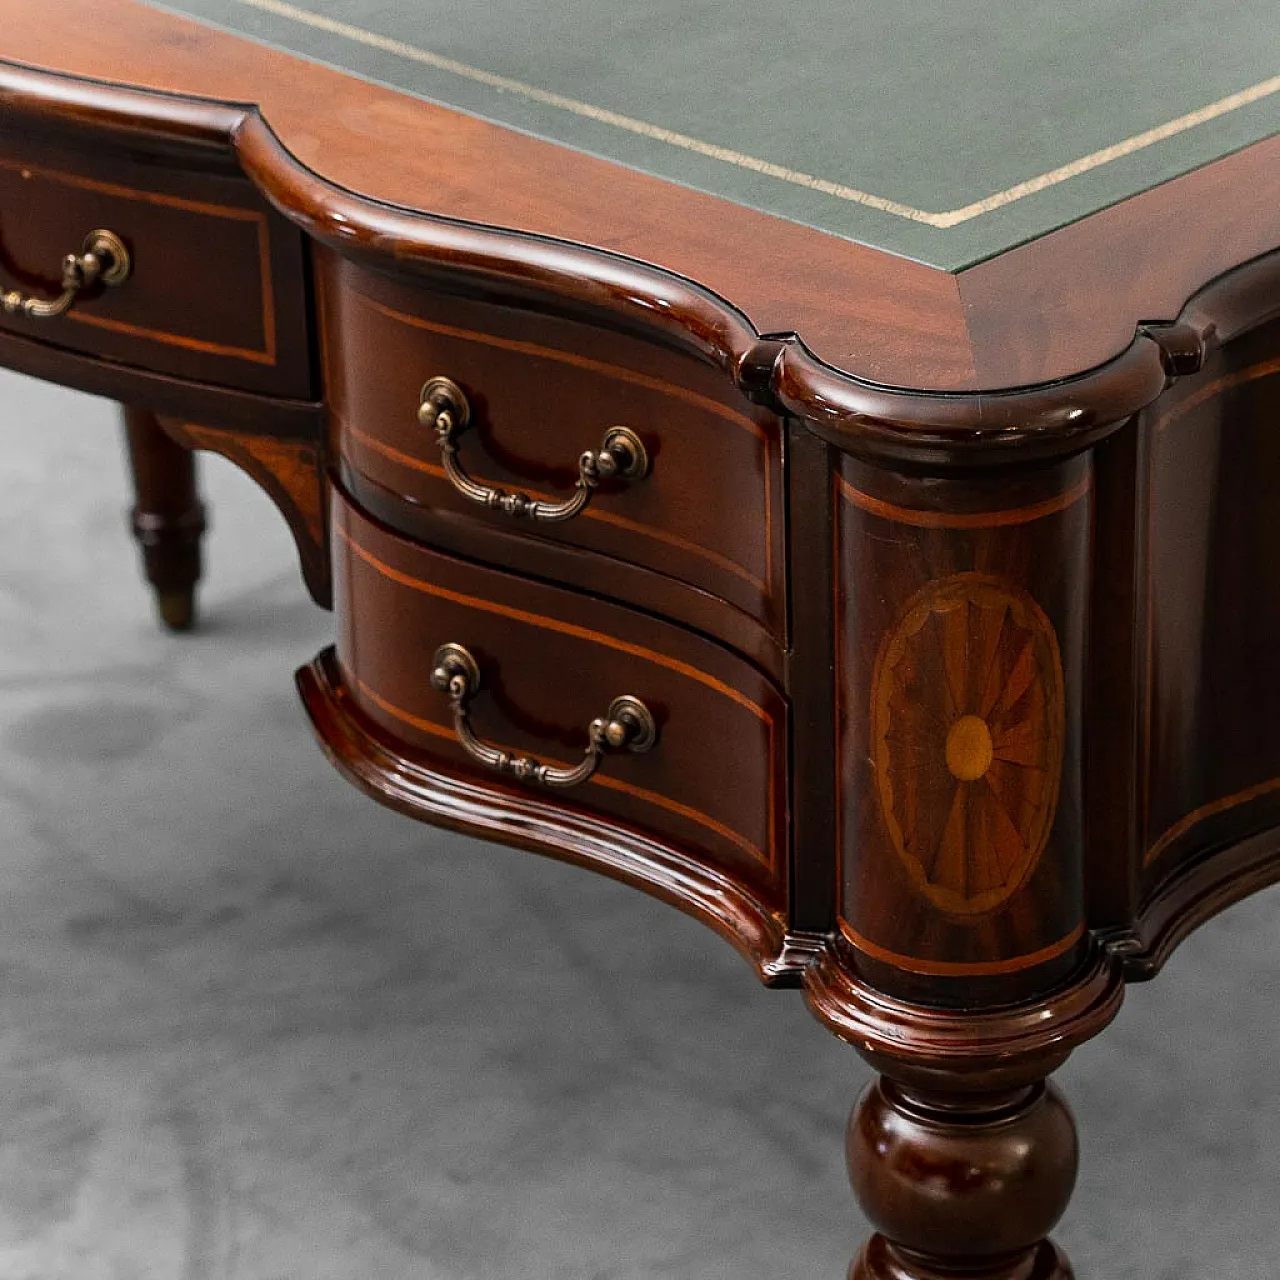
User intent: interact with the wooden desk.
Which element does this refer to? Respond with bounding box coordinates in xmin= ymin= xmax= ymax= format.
xmin=1 ymin=2 xmax=1278 ymax=1274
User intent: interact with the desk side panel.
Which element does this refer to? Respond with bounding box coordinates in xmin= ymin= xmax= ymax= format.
xmin=1141 ymin=317 xmax=1280 ymax=889
xmin=833 ymin=456 xmax=1092 ymax=1006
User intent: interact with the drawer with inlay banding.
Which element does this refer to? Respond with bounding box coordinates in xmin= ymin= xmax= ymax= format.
xmin=329 ymin=486 xmax=789 ymax=907
xmin=318 ymin=250 xmax=786 ymax=641
xmin=0 ymin=124 xmax=312 ymax=396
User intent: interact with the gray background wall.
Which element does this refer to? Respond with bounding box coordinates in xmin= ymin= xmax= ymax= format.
xmin=0 ymin=364 xmax=1276 ymax=1278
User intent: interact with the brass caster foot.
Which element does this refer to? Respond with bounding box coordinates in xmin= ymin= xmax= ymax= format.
xmin=156 ymin=589 xmax=197 ymax=632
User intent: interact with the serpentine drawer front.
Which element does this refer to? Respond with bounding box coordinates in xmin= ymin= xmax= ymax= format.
xmin=319 ymin=251 xmax=786 ymax=640
xmin=331 ymin=487 xmax=788 ymax=906
xmin=0 ymin=124 xmax=311 ymax=396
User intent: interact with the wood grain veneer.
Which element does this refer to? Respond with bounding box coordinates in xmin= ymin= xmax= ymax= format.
xmin=319 ymin=249 xmax=786 ymax=641
xmin=0 ymin=98 xmax=312 ymax=395
xmin=331 ymin=488 xmax=789 ymax=908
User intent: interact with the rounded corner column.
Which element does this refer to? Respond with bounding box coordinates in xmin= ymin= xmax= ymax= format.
xmin=815 ymin=441 xmax=1116 ymax=1277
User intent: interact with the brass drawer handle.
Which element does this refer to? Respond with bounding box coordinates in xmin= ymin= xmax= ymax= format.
xmin=419 ymin=376 xmax=649 ymax=523
xmin=430 ymin=642 xmax=657 ymax=788
xmin=1 ymin=229 xmax=131 ymax=320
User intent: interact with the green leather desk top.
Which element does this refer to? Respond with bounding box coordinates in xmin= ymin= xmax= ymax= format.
xmin=144 ymin=0 xmax=1278 ymax=270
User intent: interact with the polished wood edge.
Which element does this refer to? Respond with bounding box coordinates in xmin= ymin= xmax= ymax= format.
xmin=777 ymin=325 xmax=1170 ymax=469
xmin=234 ymin=108 xmax=1269 ymax=467
xmin=1182 ymin=252 xmax=1280 ymax=350
xmin=236 ymin=121 xmax=1279 ymax=466
xmin=802 ymin=941 xmax=1124 ymax=1084
xmin=1104 ymin=826 xmax=1280 ymax=981
xmin=4 ymin=59 xmax=1279 ymax=467
xmin=779 ymin=252 xmax=1278 ymax=466
xmin=297 ymin=646 xmax=817 ymax=987
xmin=0 ymin=56 xmax=247 ymax=157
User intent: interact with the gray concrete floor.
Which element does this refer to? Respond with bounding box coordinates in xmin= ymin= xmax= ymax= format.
xmin=0 ymin=366 xmax=1277 ymax=1278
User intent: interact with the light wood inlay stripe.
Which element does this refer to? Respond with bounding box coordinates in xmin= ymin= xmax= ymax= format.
xmin=1145 ymin=778 xmax=1280 ymax=868
xmin=1149 ymin=356 xmax=1280 ymax=433
xmin=0 ymin=157 xmax=268 ymax=221
xmin=836 ymin=472 xmax=1092 ymax=528
xmin=353 ymin=677 xmax=772 ymax=868
xmin=68 ymin=308 xmax=275 ymax=363
xmin=0 ymin=156 xmax=277 ymax=363
xmin=1143 ymin=357 xmax=1280 ymax=848
xmin=335 ymin=523 xmax=769 ymax=719
xmin=838 ymin=920 xmax=1085 ymax=977
xmin=235 ymin=0 xmax=1280 ymax=230
xmin=341 ymin=418 xmax=768 ymax=593
xmin=358 ymin=293 xmax=766 ymax=436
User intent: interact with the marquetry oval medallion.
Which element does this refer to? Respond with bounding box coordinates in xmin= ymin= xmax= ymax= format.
xmin=871 ymin=572 xmax=1065 ymax=916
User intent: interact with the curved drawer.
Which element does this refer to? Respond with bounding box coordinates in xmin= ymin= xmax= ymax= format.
xmin=331 ymin=487 xmax=788 ymax=903
xmin=0 ymin=125 xmax=311 ymax=396
xmin=320 ymin=252 xmax=785 ymax=638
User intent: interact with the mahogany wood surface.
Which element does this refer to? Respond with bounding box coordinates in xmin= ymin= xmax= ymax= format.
xmin=833 ymin=455 xmax=1093 ymax=1006
xmin=331 ymin=488 xmax=789 ymax=912
xmin=1 ymin=2 xmax=1279 ymax=1275
xmin=339 ymin=463 xmax=787 ymax=684
xmin=319 ymin=249 xmax=787 ymax=643
xmin=1140 ymin=319 xmax=1280 ymax=882
xmin=163 ymin=417 xmax=331 ymax=607
xmin=847 ymin=1079 xmax=1077 ymax=1280
xmin=0 ymin=98 xmax=313 ymax=396
xmin=297 ymin=647 xmax=820 ymax=988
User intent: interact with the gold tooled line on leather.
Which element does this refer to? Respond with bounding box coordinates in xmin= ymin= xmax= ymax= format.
xmin=234 ymin=0 xmax=1280 ymax=230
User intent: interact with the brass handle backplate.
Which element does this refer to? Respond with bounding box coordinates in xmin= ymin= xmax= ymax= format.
xmin=418 ymin=376 xmax=649 ymax=523
xmin=1 ymin=229 xmax=131 ymax=320
xmin=430 ymin=642 xmax=657 ymax=788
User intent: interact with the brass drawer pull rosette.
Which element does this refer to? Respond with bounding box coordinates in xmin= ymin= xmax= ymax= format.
xmin=1 ymin=228 xmax=131 ymax=320
xmin=430 ymin=642 xmax=657 ymax=788
xmin=419 ymin=376 xmax=649 ymax=523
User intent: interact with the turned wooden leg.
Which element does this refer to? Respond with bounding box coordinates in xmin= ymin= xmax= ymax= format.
xmin=805 ymin=949 xmax=1123 ymax=1280
xmin=121 ymin=406 xmax=207 ymax=631
xmin=846 ymin=1076 xmax=1077 ymax=1280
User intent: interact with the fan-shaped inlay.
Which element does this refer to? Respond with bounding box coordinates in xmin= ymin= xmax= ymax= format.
xmin=871 ymin=572 xmax=1065 ymax=916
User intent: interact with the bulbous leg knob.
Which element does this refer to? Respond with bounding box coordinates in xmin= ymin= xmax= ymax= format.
xmin=847 ymin=1078 xmax=1077 ymax=1280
